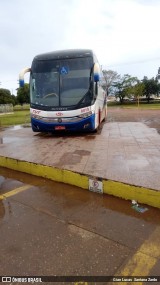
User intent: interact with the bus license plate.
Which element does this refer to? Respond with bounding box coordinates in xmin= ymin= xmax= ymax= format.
xmin=55 ymin=126 xmax=66 ymax=130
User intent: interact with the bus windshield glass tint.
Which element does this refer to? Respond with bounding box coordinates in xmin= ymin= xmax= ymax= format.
xmin=30 ymin=57 xmax=93 ymax=108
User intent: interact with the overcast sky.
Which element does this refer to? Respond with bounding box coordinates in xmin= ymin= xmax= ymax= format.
xmin=0 ymin=0 xmax=160 ymax=94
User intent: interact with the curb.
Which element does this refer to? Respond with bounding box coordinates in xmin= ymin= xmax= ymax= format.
xmin=0 ymin=155 xmax=160 ymax=209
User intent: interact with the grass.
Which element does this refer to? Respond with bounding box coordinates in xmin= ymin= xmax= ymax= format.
xmin=108 ymin=101 xmax=160 ymax=109
xmin=124 ymin=104 xmax=160 ymax=109
xmin=0 ymin=110 xmax=30 ymax=127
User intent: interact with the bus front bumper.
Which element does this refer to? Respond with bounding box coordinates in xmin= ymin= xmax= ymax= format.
xmin=31 ymin=114 xmax=95 ymax=132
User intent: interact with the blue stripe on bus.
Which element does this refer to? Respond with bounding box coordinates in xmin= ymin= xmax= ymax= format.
xmin=31 ymin=114 xmax=95 ymax=132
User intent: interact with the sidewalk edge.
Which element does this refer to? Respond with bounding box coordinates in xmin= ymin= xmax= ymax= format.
xmin=0 ymin=156 xmax=159 ymax=209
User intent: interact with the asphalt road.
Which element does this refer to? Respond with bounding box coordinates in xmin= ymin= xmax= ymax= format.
xmin=0 ymin=167 xmax=160 ymax=285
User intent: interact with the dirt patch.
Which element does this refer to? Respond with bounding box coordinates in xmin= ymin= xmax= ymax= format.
xmin=107 ymin=107 xmax=160 ymax=134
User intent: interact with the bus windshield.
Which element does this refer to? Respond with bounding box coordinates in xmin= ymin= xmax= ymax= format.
xmin=30 ymin=57 xmax=93 ymax=109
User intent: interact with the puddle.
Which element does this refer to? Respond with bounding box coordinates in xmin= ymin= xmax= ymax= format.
xmin=2 ymin=125 xmax=30 ymax=132
xmin=0 ymin=137 xmax=20 ymax=144
xmin=0 ymin=125 xmax=30 ymax=144
xmin=1 ymin=166 xmax=160 ymax=225
xmin=9 ymin=125 xmax=23 ymax=131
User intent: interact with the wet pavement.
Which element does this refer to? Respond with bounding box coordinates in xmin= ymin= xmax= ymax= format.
xmin=0 ymin=168 xmax=160 ymax=284
xmin=107 ymin=108 xmax=160 ymax=134
xmin=0 ymin=108 xmax=160 ymax=209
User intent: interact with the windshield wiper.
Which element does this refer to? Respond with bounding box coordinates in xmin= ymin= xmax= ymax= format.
xmin=76 ymin=89 xmax=92 ymax=108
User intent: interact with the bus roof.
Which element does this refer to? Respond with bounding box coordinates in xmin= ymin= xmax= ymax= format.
xmin=33 ymin=49 xmax=94 ymax=61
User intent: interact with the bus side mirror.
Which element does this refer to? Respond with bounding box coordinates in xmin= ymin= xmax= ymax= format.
xmin=19 ymin=67 xmax=31 ymax=87
xmin=93 ymin=63 xmax=100 ymax=82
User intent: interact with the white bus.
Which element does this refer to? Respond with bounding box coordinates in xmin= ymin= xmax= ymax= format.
xmin=19 ymin=49 xmax=107 ymax=132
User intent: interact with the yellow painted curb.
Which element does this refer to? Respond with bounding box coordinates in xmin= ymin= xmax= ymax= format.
xmin=0 ymin=155 xmax=160 ymax=209
xmin=103 ymin=180 xmax=160 ymax=209
xmin=0 ymin=156 xmax=88 ymax=190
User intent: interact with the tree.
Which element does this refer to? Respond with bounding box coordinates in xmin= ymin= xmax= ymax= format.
xmin=102 ymin=70 xmax=120 ymax=96
xmin=142 ymin=77 xmax=159 ymax=103
xmin=17 ymin=83 xmax=30 ymax=105
xmin=11 ymin=94 xmax=18 ymax=106
xmin=0 ymin=88 xmax=15 ymax=105
xmin=114 ymin=74 xmax=139 ymax=103
xmin=158 ymin=82 xmax=160 ymax=97
xmin=127 ymin=81 xmax=145 ymax=101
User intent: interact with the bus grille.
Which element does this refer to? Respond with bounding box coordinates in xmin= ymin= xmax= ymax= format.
xmin=31 ymin=114 xmax=82 ymax=123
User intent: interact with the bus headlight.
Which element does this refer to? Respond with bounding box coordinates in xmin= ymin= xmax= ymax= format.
xmin=78 ymin=111 xmax=92 ymax=118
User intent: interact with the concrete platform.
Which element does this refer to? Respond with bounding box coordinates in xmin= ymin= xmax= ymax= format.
xmin=0 ymin=122 xmax=160 ymax=208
